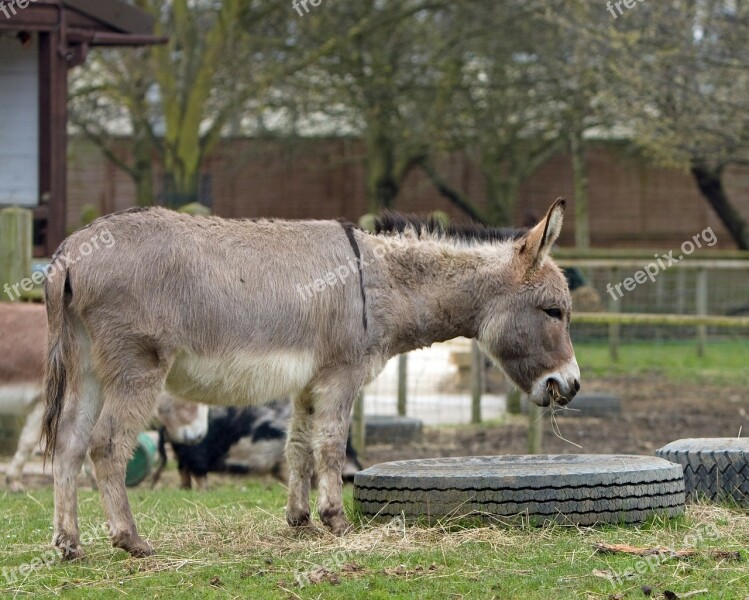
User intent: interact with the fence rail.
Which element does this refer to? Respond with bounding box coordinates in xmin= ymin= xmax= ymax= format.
xmin=574 ymin=312 xmax=749 ymax=327
xmin=554 ymin=249 xmax=749 ymax=261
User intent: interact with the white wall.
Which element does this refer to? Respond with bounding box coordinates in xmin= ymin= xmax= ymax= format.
xmin=0 ymin=34 xmax=39 ymax=207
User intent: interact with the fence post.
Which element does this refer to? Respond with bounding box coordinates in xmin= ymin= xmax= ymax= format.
xmin=397 ymin=354 xmax=408 ymax=417
xmin=608 ymin=267 xmax=620 ymax=362
xmin=528 ymin=402 xmax=543 ymax=454
xmin=471 ymin=340 xmax=483 ymax=424
xmin=0 ymin=207 xmax=33 ymax=302
xmin=351 ymin=390 xmax=366 ymax=459
xmin=506 ymin=386 xmax=522 ymax=414
xmin=696 ymin=268 xmax=708 ymax=358
xmin=675 ymin=268 xmax=686 ymax=314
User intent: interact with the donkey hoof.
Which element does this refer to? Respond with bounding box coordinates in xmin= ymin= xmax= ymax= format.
xmin=7 ymin=480 xmax=24 ymax=494
xmin=54 ymin=538 xmax=86 ymax=561
xmin=128 ymin=542 xmax=155 ymax=558
xmin=286 ymin=511 xmax=311 ymax=528
xmin=321 ymin=509 xmax=352 ymax=536
xmin=329 ymin=519 xmax=353 ymax=536
xmin=62 ymin=546 xmax=86 ymax=561
xmin=112 ymin=533 xmax=154 ymax=558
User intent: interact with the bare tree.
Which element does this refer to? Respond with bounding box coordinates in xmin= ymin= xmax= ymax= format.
xmin=70 ymin=0 xmax=287 ymax=207
xmin=601 ymin=0 xmax=749 ymax=248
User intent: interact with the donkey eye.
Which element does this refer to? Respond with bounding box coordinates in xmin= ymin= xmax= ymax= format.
xmin=542 ymin=308 xmax=563 ymax=321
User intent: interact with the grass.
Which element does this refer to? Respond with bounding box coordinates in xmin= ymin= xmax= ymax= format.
xmin=574 ymin=339 xmax=749 ymax=386
xmin=2 ymin=481 xmax=748 ymax=599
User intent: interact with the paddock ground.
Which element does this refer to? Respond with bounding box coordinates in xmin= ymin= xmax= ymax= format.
xmin=365 ymin=373 xmax=748 ymax=464
xmin=3 ymin=373 xmax=746 ymax=489
xmin=2 ymin=347 xmax=747 ymax=598
xmin=1 ymin=476 xmax=747 ymax=599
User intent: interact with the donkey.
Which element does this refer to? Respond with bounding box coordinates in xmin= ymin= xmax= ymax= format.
xmin=42 ymin=198 xmax=579 ymax=560
xmin=0 ymin=302 xmax=208 ymax=492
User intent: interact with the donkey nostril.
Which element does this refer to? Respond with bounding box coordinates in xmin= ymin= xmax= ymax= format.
xmin=574 ymin=379 xmax=580 ymax=392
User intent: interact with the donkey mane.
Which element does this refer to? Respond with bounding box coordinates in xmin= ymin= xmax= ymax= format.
xmin=373 ymin=211 xmax=527 ymax=245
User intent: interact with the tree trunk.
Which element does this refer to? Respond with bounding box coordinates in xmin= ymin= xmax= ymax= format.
xmin=163 ymin=165 xmax=200 ymax=208
xmin=483 ymin=167 xmax=520 ymax=227
xmin=569 ymin=125 xmax=590 ymax=249
xmin=365 ymin=129 xmax=398 ymax=212
xmin=133 ymin=124 xmax=154 ymax=207
xmin=134 ymin=172 xmax=154 ymax=208
xmin=690 ymin=162 xmax=749 ymax=250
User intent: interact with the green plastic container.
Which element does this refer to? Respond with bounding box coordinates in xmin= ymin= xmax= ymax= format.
xmin=125 ymin=432 xmax=157 ymax=487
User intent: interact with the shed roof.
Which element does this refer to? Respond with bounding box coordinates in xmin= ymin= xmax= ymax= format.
xmin=0 ymin=1 xmax=163 ymax=46
xmin=0 ymin=1 xmax=157 ymax=39
xmin=62 ymin=0 xmax=155 ymax=35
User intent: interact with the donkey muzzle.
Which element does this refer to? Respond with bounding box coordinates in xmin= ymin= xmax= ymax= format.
xmin=528 ymin=358 xmax=581 ymax=407
xmin=544 ymin=376 xmax=579 ymax=406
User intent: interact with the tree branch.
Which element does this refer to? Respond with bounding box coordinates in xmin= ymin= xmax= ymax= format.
xmin=421 ymin=160 xmax=489 ymax=224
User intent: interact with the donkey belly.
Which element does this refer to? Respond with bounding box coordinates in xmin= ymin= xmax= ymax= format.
xmin=165 ymin=350 xmax=316 ymax=406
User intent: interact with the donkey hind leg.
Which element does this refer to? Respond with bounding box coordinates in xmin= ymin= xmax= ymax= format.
xmin=285 ymin=391 xmax=316 ymax=528
xmin=89 ymin=376 xmax=163 ymax=558
xmin=310 ymin=374 xmax=362 ymax=536
xmin=6 ymin=398 xmax=44 ymax=493
xmin=53 ymin=368 xmax=105 ymax=560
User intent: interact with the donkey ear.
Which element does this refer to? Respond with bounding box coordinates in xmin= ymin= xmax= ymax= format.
xmin=517 ymin=198 xmax=566 ymax=272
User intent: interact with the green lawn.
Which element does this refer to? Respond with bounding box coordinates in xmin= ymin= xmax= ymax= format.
xmin=574 ymin=339 xmax=749 ymax=386
xmin=2 ymin=481 xmax=747 ymax=599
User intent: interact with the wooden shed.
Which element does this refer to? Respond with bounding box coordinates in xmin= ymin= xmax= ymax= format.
xmin=0 ymin=0 xmax=163 ymax=256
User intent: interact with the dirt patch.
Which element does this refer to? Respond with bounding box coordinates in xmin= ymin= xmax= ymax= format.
xmin=363 ymin=375 xmax=748 ymax=465
xmin=2 ymin=375 xmax=746 ymax=491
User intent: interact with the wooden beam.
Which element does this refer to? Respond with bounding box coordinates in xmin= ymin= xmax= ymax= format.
xmin=38 ymin=31 xmax=68 ymax=255
xmin=66 ymin=28 xmax=167 ymax=46
xmin=0 ymin=4 xmax=60 ymax=29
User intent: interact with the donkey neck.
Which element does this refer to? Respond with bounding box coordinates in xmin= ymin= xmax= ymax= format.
xmin=376 ymin=238 xmax=510 ymax=355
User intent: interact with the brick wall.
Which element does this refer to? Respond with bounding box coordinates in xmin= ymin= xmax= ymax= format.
xmin=66 ymin=137 xmax=749 ymax=249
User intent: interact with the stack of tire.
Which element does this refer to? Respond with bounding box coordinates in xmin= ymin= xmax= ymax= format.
xmin=354 ymin=455 xmax=685 ymax=525
xmin=365 ymin=415 xmax=423 ymax=445
xmin=655 ymin=438 xmax=749 ymax=505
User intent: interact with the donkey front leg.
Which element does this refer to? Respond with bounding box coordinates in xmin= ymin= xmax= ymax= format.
xmin=285 ymin=391 xmax=316 ymax=528
xmin=89 ymin=377 xmax=163 ymax=558
xmin=310 ymin=373 xmax=362 ymax=536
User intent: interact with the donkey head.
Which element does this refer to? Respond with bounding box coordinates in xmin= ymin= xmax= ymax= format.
xmin=478 ymin=198 xmax=580 ymax=407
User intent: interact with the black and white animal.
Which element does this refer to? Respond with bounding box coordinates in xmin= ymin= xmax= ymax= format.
xmin=152 ymin=403 xmax=363 ymax=490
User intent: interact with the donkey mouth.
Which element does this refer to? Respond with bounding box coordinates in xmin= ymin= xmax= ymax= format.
xmin=546 ymin=379 xmax=571 ymax=406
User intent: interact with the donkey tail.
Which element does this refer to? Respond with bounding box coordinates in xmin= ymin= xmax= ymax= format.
xmin=41 ymin=258 xmax=75 ymax=464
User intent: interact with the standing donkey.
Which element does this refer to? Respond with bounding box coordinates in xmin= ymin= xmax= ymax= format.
xmin=42 ymin=198 xmax=579 ymax=560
